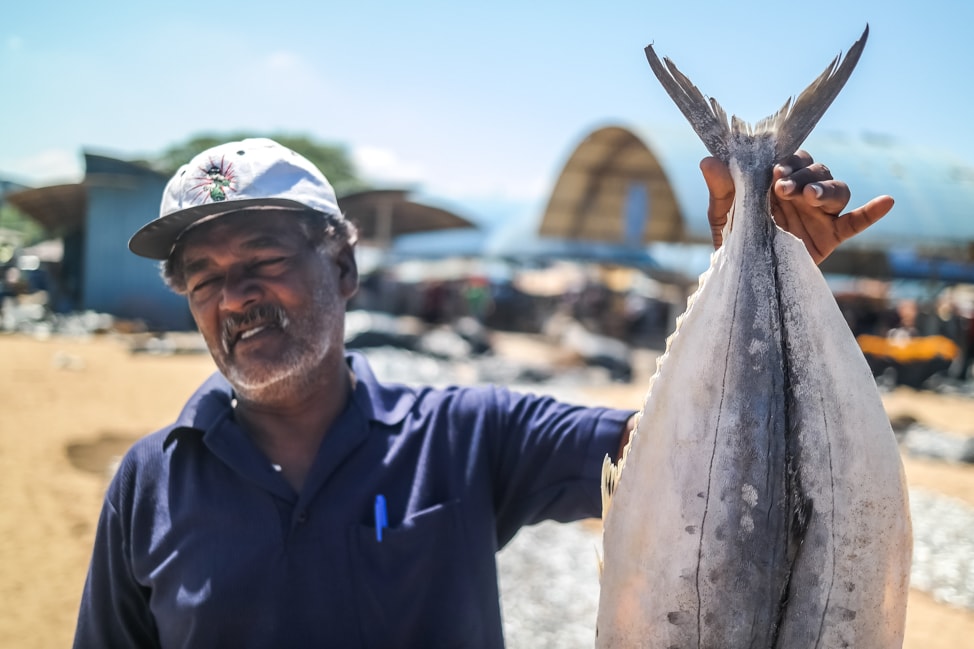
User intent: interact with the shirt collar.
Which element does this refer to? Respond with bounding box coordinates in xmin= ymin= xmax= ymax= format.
xmin=161 ymin=372 xmax=232 ymax=448
xmin=346 ymin=350 xmax=417 ymax=426
xmin=166 ymin=350 xmax=416 ymax=439
xmin=174 ymin=372 xmax=235 ymax=430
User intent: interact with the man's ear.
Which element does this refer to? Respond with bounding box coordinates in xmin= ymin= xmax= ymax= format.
xmin=335 ymin=244 xmax=359 ymax=299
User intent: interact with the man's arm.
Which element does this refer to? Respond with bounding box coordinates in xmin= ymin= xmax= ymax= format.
xmin=73 ymin=497 xmax=159 ymax=649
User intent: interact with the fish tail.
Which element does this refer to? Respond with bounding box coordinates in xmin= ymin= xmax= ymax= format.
xmin=645 ymin=25 xmax=869 ymax=162
xmin=644 ymin=43 xmax=732 ymax=161
xmin=770 ymin=25 xmax=870 ymax=158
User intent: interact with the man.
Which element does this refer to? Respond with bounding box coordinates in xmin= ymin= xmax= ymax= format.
xmin=73 ymin=138 xmax=892 ymax=648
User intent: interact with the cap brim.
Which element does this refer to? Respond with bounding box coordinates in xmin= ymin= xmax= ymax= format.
xmin=128 ymin=198 xmax=315 ymax=260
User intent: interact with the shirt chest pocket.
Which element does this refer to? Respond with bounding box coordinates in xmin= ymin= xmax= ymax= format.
xmin=347 ymin=499 xmax=483 ymax=648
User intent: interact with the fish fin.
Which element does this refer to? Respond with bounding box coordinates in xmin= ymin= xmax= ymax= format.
xmin=770 ymin=25 xmax=870 ymax=158
xmin=644 ymin=43 xmax=732 ymax=161
xmin=600 ymin=423 xmax=631 ymax=520
xmin=601 ymin=453 xmax=620 ymax=518
xmin=601 ymin=407 xmax=642 ymax=520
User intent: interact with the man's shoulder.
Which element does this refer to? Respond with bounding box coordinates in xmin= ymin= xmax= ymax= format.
xmin=130 ymin=370 xmax=233 ymax=458
xmin=374 ymin=376 xmax=513 ymax=420
xmin=111 ymin=423 xmax=201 ymax=479
xmin=101 ymin=426 xmax=177 ymax=512
xmin=347 ymin=350 xmax=512 ymax=421
xmin=106 ymin=373 xmax=232 ymax=503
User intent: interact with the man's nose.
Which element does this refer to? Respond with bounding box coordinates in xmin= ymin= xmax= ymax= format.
xmin=219 ymin=269 xmax=262 ymax=312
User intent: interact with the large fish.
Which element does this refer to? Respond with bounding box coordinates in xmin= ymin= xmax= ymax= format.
xmin=597 ymin=26 xmax=912 ymax=648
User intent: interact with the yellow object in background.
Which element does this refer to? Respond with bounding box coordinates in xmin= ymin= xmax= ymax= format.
xmin=857 ymin=334 xmax=960 ymax=364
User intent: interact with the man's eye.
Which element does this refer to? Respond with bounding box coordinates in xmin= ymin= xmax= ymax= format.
xmin=254 ymin=257 xmax=287 ymax=270
xmin=190 ymin=277 xmax=218 ymax=294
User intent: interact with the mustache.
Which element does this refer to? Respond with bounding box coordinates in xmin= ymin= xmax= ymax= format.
xmin=221 ymin=304 xmax=289 ymax=353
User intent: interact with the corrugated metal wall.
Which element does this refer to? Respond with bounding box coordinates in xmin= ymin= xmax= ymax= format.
xmin=82 ymin=156 xmax=193 ymax=330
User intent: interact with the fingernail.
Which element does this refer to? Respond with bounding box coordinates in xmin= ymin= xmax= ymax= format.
xmin=778 ymin=179 xmax=796 ymax=194
xmin=776 ymin=164 xmax=792 ymax=177
xmin=810 ymin=183 xmax=823 ymax=199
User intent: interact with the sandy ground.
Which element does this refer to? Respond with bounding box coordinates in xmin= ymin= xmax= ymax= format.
xmin=1 ymin=333 xmax=972 ymax=648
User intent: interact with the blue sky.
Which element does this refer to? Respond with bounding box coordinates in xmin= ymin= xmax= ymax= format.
xmin=2 ymin=1 xmax=971 ymax=226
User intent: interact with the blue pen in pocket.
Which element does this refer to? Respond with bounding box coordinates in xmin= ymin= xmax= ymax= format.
xmin=374 ymin=494 xmax=387 ymax=542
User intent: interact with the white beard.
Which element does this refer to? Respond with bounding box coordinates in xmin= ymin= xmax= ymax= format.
xmin=220 ymin=280 xmax=345 ymax=404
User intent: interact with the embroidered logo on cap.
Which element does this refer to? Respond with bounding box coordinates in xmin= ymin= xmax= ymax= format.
xmin=191 ymin=156 xmax=237 ymax=203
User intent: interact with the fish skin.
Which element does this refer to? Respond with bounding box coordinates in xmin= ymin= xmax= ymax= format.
xmin=597 ymin=26 xmax=912 ymax=649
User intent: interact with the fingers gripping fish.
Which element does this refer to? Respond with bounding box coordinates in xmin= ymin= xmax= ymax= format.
xmin=597 ymin=26 xmax=912 ymax=649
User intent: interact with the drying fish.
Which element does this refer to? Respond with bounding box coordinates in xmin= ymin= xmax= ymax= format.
xmin=597 ymin=26 xmax=912 ymax=648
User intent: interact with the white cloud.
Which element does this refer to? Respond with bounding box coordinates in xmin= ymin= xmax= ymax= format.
xmin=0 ymin=149 xmax=83 ymax=186
xmin=352 ymin=145 xmax=427 ymax=187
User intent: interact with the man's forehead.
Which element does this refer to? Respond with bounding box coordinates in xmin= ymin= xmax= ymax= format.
xmin=177 ymin=211 xmax=307 ymax=264
xmin=184 ymin=211 xmax=305 ymax=246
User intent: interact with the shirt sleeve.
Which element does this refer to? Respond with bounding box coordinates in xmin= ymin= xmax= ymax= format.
xmin=481 ymin=387 xmax=635 ymax=547
xmin=73 ymin=484 xmax=160 ymax=648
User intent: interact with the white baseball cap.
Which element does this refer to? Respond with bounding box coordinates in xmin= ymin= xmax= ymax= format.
xmin=129 ymin=138 xmax=343 ymax=259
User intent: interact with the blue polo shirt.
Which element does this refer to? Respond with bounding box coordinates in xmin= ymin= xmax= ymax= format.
xmin=74 ymin=351 xmax=631 ymax=649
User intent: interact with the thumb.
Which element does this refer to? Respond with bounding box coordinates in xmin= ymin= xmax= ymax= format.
xmin=700 ymin=157 xmax=734 ymax=249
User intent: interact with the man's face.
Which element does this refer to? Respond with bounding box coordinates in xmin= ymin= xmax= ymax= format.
xmin=177 ymin=210 xmax=357 ymax=402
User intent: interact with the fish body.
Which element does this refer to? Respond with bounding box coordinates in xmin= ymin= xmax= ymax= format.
xmin=597 ymin=27 xmax=912 ymax=648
